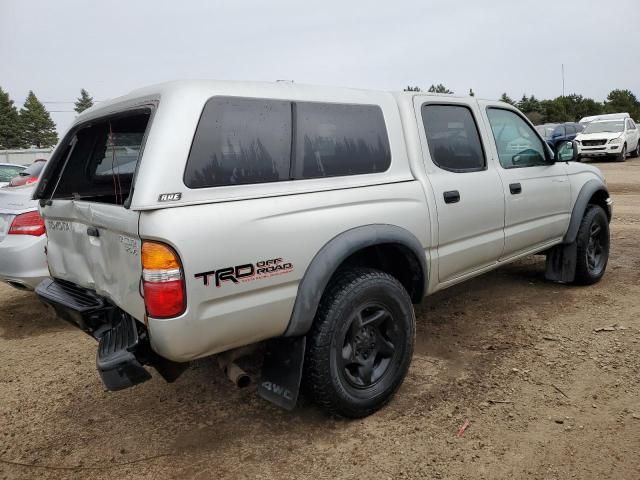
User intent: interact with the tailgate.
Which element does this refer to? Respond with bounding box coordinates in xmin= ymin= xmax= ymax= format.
xmin=43 ymin=200 xmax=145 ymax=321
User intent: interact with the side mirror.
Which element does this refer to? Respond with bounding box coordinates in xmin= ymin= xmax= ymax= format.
xmin=556 ymin=141 xmax=578 ymax=162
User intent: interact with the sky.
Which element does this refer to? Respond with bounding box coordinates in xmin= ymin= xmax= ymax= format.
xmin=1 ymin=0 xmax=639 ymax=134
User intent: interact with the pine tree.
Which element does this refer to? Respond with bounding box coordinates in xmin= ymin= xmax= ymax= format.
xmin=0 ymin=87 xmax=23 ymax=149
xmin=74 ymin=88 xmax=94 ymax=113
xmin=404 ymin=86 xmax=421 ymax=92
xmin=428 ymin=84 xmax=453 ymax=94
xmin=499 ymin=93 xmax=515 ymax=105
xmin=19 ymin=91 xmax=58 ymax=148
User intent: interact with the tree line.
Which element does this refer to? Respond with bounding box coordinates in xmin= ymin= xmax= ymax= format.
xmin=0 ymin=87 xmax=94 ymax=149
xmin=404 ymin=85 xmax=640 ymax=125
xmin=2 ymin=83 xmax=638 ymax=150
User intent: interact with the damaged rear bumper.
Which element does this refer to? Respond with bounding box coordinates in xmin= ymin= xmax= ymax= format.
xmin=36 ymin=278 xmax=187 ymax=390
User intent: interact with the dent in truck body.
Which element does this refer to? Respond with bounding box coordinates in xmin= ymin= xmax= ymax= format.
xmin=42 ymin=201 xmax=145 ymax=322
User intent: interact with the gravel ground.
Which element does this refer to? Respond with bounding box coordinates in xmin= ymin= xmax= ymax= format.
xmin=1 ymin=158 xmax=639 ymax=480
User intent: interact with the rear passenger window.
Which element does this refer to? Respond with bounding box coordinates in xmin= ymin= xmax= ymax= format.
xmin=184 ymin=97 xmax=291 ymax=188
xmin=293 ymin=103 xmax=390 ymax=179
xmin=421 ymin=104 xmax=485 ymax=172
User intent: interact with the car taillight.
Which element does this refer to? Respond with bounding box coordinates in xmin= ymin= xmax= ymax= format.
xmin=141 ymin=241 xmax=186 ymax=318
xmin=8 ymin=211 xmax=46 ymax=236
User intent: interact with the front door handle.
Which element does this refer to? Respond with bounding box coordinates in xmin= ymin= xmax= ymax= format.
xmin=509 ymin=183 xmax=522 ymax=195
xmin=87 ymin=226 xmax=100 ymax=237
xmin=443 ymin=190 xmax=460 ymax=204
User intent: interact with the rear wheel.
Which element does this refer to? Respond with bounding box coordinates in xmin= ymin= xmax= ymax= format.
xmin=573 ymin=205 xmax=609 ymax=285
xmin=304 ymin=268 xmax=415 ymax=418
xmin=633 ymin=141 xmax=640 ymax=158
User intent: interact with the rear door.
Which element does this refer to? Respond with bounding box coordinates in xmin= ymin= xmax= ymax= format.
xmin=415 ymin=97 xmax=505 ymax=283
xmin=37 ymin=109 xmax=152 ymax=320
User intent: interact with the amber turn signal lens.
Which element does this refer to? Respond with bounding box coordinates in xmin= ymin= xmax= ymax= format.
xmin=142 ymin=241 xmax=180 ymax=270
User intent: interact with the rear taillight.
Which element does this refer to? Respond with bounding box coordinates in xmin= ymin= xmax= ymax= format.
xmin=8 ymin=211 xmax=46 ymax=236
xmin=9 ymin=175 xmax=38 ymax=187
xmin=141 ymin=241 xmax=186 ymax=318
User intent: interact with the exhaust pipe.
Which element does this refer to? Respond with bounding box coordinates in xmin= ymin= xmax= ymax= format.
xmin=217 ymin=352 xmax=251 ymax=388
xmin=224 ymin=362 xmax=251 ymax=388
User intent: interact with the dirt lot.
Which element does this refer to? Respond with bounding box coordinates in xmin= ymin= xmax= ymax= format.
xmin=1 ymin=159 xmax=639 ymax=480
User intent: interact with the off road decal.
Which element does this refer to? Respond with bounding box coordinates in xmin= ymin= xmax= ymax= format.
xmin=195 ymin=257 xmax=293 ymax=287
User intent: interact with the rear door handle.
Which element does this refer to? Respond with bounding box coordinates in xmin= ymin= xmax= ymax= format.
xmin=443 ymin=190 xmax=460 ymax=204
xmin=509 ymin=183 xmax=522 ymax=195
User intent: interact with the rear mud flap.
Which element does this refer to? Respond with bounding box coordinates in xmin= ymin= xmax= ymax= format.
xmin=258 ymin=336 xmax=306 ymax=410
xmin=545 ymin=243 xmax=577 ymax=283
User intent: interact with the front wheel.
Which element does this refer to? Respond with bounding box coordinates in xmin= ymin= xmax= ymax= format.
xmin=573 ymin=205 xmax=610 ymax=285
xmin=303 ymin=268 xmax=415 ymax=418
xmin=615 ymin=144 xmax=627 ymax=162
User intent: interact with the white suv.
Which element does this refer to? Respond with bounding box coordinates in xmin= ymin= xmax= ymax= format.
xmin=34 ymin=81 xmax=611 ymax=418
xmin=576 ymin=117 xmax=640 ymax=161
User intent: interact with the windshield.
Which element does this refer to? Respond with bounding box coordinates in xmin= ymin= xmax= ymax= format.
xmin=0 ymin=164 xmax=25 ymax=182
xmin=583 ymin=121 xmax=624 ymax=134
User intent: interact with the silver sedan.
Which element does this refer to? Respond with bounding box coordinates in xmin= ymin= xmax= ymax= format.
xmin=0 ymin=179 xmax=48 ymax=290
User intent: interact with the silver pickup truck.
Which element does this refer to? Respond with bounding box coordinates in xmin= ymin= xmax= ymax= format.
xmin=34 ymin=80 xmax=611 ymax=418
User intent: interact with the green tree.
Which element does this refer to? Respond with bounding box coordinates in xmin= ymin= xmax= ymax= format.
xmin=404 ymin=86 xmax=421 ymax=92
xmin=74 ymin=88 xmax=94 ymax=113
xmin=517 ymin=94 xmax=541 ymax=114
xmin=428 ymin=84 xmax=453 ymax=94
xmin=19 ymin=91 xmax=58 ymax=148
xmin=604 ymin=89 xmax=640 ymax=119
xmin=539 ymin=98 xmax=566 ymax=123
xmin=0 ymin=87 xmax=23 ymax=149
xmin=499 ymin=93 xmax=516 ymax=105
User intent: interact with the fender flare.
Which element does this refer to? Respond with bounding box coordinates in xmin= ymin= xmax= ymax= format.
xmin=563 ymin=179 xmax=610 ymax=244
xmin=283 ymin=224 xmax=427 ymax=337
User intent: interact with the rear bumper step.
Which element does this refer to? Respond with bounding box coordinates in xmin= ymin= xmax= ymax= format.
xmin=36 ymin=278 xmax=187 ymax=391
xmin=97 ymin=312 xmax=152 ymax=390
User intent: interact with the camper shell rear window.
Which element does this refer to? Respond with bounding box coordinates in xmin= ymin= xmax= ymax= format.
xmin=37 ymin=109 xmax=151 ymax=206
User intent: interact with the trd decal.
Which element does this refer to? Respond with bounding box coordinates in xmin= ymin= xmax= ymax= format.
xmin=195 ymin=257 xmax=294 ymax=287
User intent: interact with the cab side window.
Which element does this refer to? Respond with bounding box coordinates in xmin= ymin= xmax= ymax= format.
xmin=486 ymin=108 xmax=549 ymax=169
xmin=627 ymin=119 xmax=636 ymax=130
xmin=421 ymin=104 xmax=486 ymax=172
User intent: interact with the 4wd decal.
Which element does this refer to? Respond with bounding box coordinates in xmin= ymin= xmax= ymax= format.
xmin=195 ymin=257 xmax=293 ymax=287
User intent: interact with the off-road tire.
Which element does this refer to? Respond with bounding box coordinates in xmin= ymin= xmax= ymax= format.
xmin=303 ymin=268 xmax=415 ymax=418
xmin=573 ymin=205 xmax=609 ymax=285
